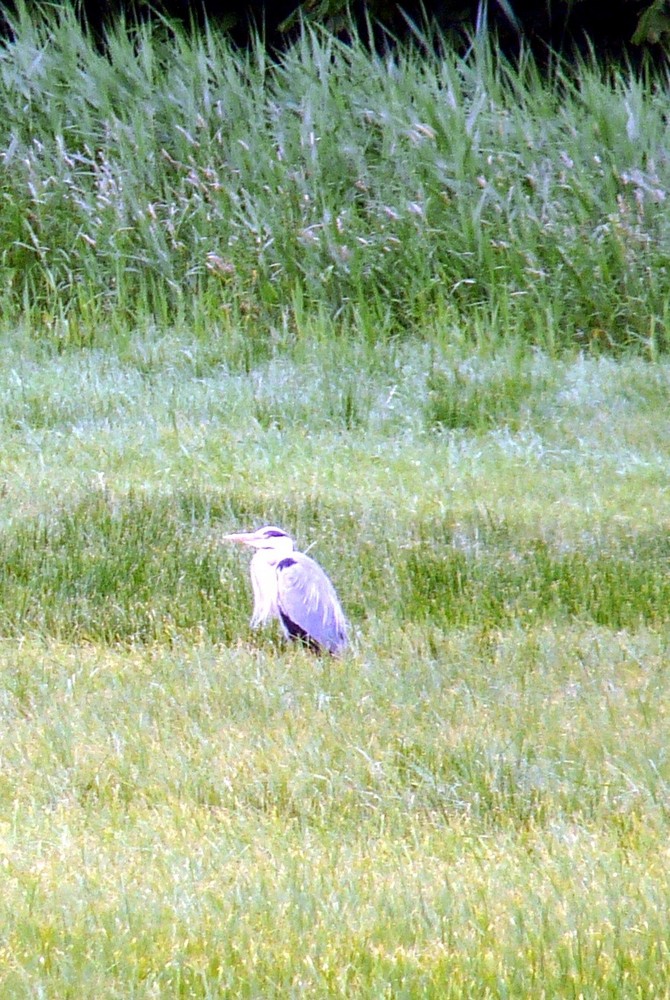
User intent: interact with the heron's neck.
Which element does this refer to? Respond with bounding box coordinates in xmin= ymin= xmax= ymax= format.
xmin=254 ymin=540 xmax=294 ymax=566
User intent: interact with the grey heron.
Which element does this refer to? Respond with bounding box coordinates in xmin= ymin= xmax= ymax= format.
xmin=223 ymin=525 xmax=348 ymax=655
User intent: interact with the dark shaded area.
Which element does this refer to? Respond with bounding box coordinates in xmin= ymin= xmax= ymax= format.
xmin=0 ymin=0 xmax=663 ymax=61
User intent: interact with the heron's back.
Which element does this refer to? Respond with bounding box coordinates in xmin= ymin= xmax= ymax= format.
xmin=275 ymin=552 xmax=348 ymax=655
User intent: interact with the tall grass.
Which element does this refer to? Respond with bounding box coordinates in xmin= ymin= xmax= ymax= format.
xmin=1 ymin=4 xmax=669 ymax=349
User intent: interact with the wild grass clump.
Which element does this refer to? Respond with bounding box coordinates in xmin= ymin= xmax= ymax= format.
xmin=1 ymin=4 xmax=669 ymax=350
xmin=0 ymin=490 xmax=231 ymax=642
xmin=397 ymin=529 xmax=670 ymax=629
xmin=424 ymin=351 xmax=556 ymax=430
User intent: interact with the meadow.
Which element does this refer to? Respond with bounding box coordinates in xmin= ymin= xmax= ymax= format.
xmin=1 ymin=5 xmax=670 ymax=996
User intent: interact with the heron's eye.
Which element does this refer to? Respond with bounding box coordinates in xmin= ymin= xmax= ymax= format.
xmin=264 ymin=530 xmax=287 ymax=538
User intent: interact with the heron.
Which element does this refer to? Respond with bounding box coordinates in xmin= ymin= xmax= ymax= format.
xmin=222 ymin=525 xmax=348 ymax=655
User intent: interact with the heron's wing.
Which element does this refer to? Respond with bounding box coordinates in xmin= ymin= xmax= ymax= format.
xmin=275 ymin=553 xmax=348 ymax=654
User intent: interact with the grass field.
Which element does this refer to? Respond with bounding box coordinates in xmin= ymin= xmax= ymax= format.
xmin=1 ymin=6 xmax=670 ymax=997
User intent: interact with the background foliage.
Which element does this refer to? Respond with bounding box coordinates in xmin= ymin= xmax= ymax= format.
xmin=1 ymin=2 xmax=669 ymax=354
xmin=4 ymin=0 xmax=668 ymax=59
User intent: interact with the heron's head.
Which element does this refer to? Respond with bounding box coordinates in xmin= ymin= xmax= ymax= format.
xmin=222 ymin=525 xmax=295 ymax=553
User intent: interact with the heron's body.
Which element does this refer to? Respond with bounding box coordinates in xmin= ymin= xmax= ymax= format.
xmin=223 ymin=526 xmax=348 ymax=655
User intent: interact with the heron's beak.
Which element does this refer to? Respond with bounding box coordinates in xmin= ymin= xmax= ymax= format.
xmin=222 ymin=531 xmax=257 ymax=546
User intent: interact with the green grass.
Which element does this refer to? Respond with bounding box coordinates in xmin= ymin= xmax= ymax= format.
xmin=0 ymin=331 xmax=669 ymax=994
xmin=2 ymin=6 xmax=670 ymax=995
xmin=1 ymin=4 xmax=669 ymax=350
xmin=1 ymin=628 xmax=670 ymax=996
xmin=0 ymin=488 xmax=669 ymax=643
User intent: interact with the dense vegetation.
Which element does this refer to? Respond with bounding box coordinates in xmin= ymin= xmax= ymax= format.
xmin=1 ymin=2 xmax=669 ymax=355
xmin=1 ymin=7 xmax=670 ymax=996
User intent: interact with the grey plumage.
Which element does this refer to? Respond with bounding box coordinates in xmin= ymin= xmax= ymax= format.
xmin=223 ymin=525 xmax=348 ymax=655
